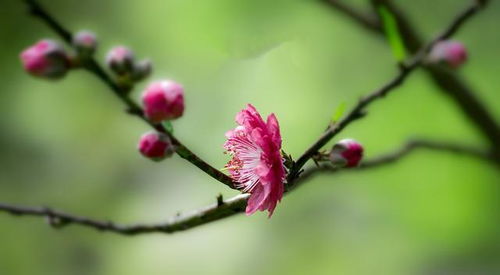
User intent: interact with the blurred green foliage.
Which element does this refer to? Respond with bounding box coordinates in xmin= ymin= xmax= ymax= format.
xmin=377 ymin=5 xmax=407 ymax=61
xmin=0 ymin=0 xmax=499 ymax=274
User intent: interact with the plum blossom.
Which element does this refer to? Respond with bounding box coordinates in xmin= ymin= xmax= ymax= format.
xmin=224 ymin=104 xmax=286 ymax=217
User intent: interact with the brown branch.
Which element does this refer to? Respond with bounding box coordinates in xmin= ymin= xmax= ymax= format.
xmin=24 ymin=0 xmax=235 ymax=189
xmin=0 ymin=138 xmax=490 ymax=235
xmin=0 ymin=194 xmax=248 ymax=235
xmin=324 ymin=0 xmax=500 ymax=159
xmin=360 ymin=139 xmax=492 ymax=169
xmin=288 ymin=0 xmax=488 ymax=185
xmin=290 ymin=138 xmax=492 ymax=190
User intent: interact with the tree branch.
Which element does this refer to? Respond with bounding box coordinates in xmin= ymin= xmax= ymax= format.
xmin=0 ymin=139 xmax=490 ymax=235
xmin=288 ymin=0 xmax=489 ymax=185
xmin=0 ymin=194 xmax=248 ymax=235
xmin=24 ymin=0 xmax=235 ymax=189
xmin=324 ymin=0 xmax=500 ymax=158
xmin=361 ymin=139 xmax=492 ymax=168
xmin=291 ymin=138 xmax=492 ymax=190
xmin=13 ymin=0 xmax=493 ymax=235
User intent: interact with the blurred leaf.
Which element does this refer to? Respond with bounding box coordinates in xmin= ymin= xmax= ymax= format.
xmin=331 ymin=102 xmax=346 ymax=122
xmin=378 ymin=5 xmax=407 ymax=62
xmin=162 ymin=120 xmax=174 ymax=134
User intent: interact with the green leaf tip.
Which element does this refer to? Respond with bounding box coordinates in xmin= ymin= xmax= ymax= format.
xmin=377 ymin=5 xmax=407 ymax=62
xmin=332 ymin=102 xmax=346 ymax=122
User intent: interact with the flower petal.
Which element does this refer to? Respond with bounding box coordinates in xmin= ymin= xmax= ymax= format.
xmin=245 ymin=184 xmax=269 ymax=215
xmin=266 ymin=113 xmax=282 ymax=147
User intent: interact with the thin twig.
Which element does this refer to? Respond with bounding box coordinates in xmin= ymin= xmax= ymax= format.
xmin=361 ymin=139 xmax=492 ymax=168
xmin=325 ymin=0 xmax=500 ymax=160
xmin=24 ymin=0 xmax=235 ymax=189
xmin=289 ymin=138 xmax=492 ymax=190
xmin=288 ymin=0 xmax=489 ymax=186
xmin=0 ymin=139 xmax=490 ymax=235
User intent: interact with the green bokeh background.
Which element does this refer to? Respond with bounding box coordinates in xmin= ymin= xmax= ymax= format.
xmin=1 ymin=0 xmax=499 ymax=274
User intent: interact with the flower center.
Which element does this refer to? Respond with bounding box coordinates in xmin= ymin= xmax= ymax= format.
xmin=225 ymin=132 xmax=263 ymax=192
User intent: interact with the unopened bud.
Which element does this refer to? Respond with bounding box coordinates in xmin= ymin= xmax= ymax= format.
xmin=329 ymin=139 xmax=364 ymax=168
xmin=72 ymin=30 xmax=97 ymax=57
xmin=142 ymin=80 xmax=185 ymax=123
xmin=131 ymin=59 xmax=152 ymax=81
xmin=428 ymin=40 xmax=467 ymax=68
xmin=138 ymin=131 xmax=174 ymax=161
xmin=20 ymin=39 xmax=70 ymax=79
xmin=106 ymin=46 xmax=135 ymax=75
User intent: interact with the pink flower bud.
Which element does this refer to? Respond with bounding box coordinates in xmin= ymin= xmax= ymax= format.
xmin=20 ymin=39 xmax=70 ymax=79
xmin=329 ymin=139 xmax=363 ymax=168
xmin=106 ymin=46 xmax=135 ymax=75
xmin=138 ymin=131 xmax=174 ymax=161
xmin=72 ymin=30 xmax=97 ymax=56
xmin=429 ymin=40 xmax=467 ymax=68
xmin=142 ymin=80 xmax=185 ymax=123
xmin=131 ymin=59 xmax=152 ymax=81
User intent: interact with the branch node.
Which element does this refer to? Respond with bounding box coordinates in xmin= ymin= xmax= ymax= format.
xmin=216 ymin=194 xmax=224 ymax=207
xmin=397 ymin=61 xmax=408 ymax=71
xmin=44 ymin=208 xmax=68 ymax=229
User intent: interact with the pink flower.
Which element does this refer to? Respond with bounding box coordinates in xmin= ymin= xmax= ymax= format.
xmin=224 ymin=104 xmax=286 ymax=217
xmin=329 ymin=139 xmax=363 ymax=168
xmin=429 ymin=40 xmax=467 ymax=68
xmin=20 ymin=39 xmax=70 ymax=79
xmin=138 ymin=131 xmax=174 ymax=161
xmin=142 ymin=80 xmax=185 ymax=123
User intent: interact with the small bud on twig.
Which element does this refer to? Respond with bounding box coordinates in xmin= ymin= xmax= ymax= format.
xmin=106 ymin=46 xmax=135 ymax=75
xmin=329 ymin=139 xmax=364 ymax=168
xmin=20 ymin=39 xmax=70 ymax=79
xmin=72 ymin=30 xmax=97 ymax=58
xmin=131 ymin=59 xmax=152 ymax=81
xmin=138 ymin=131 xmax=175 ymax=161
xmin=428 ymin=40 xmax=467 ymax=68
xmin=142 ymin=80 xmax=185 ymax=123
